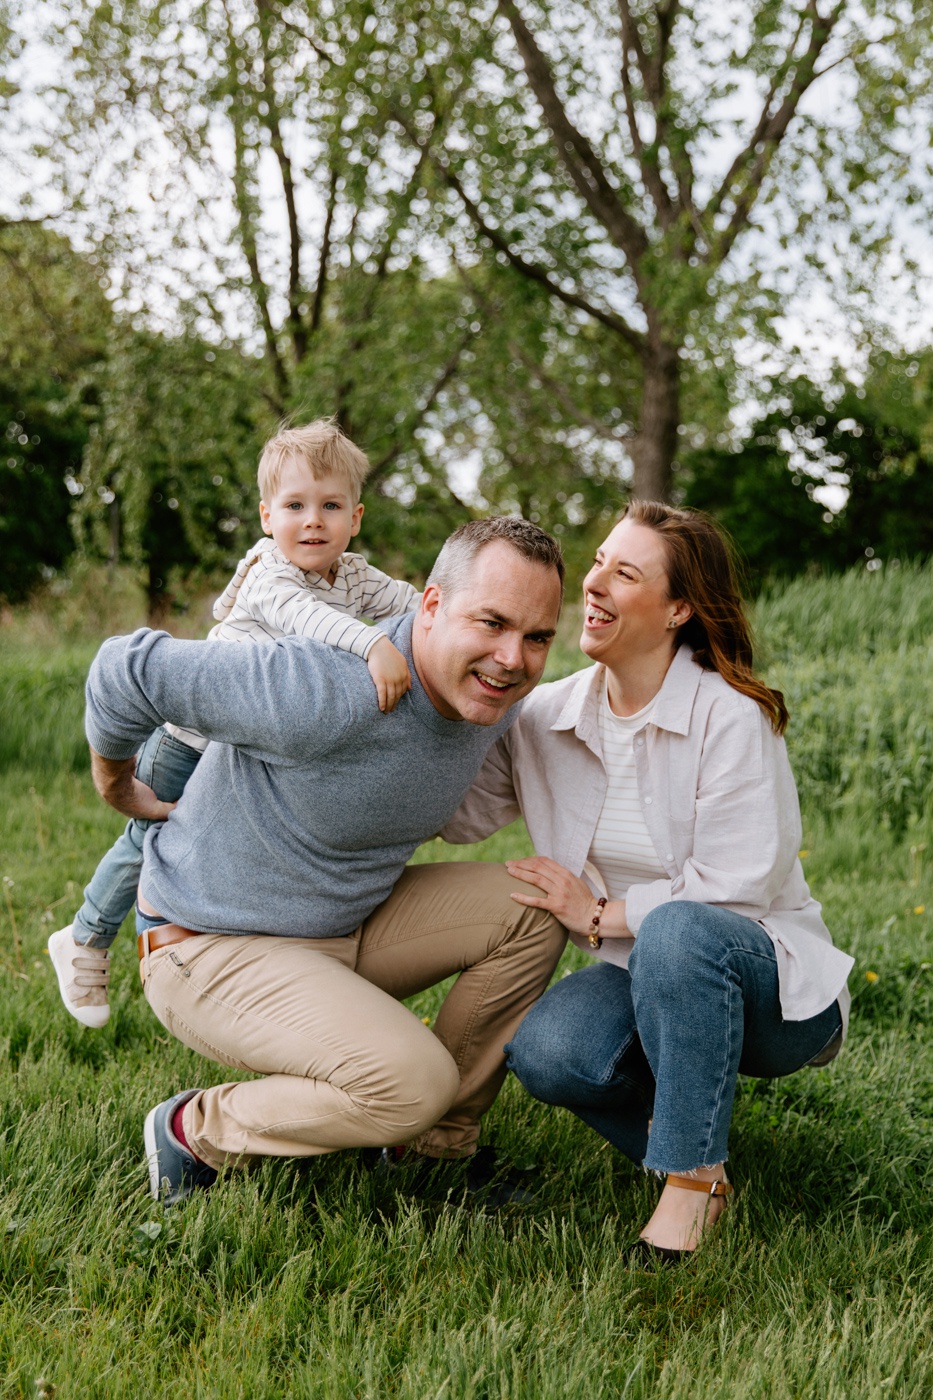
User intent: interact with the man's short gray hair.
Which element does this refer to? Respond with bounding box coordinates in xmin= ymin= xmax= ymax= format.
xmin=427 ymin=516 xmax=565 ymax=605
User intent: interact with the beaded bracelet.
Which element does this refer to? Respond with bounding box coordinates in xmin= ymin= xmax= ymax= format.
xmin=587 ymin=896 xmax=608 ymax=949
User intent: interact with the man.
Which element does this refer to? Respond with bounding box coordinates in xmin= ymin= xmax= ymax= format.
xmin=84 ymin=517 xmax=566 ymax=1204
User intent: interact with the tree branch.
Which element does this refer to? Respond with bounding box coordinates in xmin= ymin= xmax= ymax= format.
xmin=0 ymin=242 xmax=69 ymax=353
xmin=222 ymin=0 xmax=288 ymax=406
xmin=411 ymin=130 xmax=645 ymax=353
xmin=617 ymin=0 xmax=675 ymax=228
xmin=273 ymin=14 xmax=334 ymax=65
xmin=309 ymin=163 xmax=338 ymax=337
xmin=366 ymin=324 xmax=478 ymax=483
xmin=332 ymin=134 xmax=435 ymax=426
xmin=704 ymin=1 xmax=841 ymax=265
xmin=456 ymin=264 xmax=634 ymax=442
xmin=256 ymin=1 xmax=305 ymax=363
xmin=497 ymin=0 xmax=649 ymax=268
xmin=0 ymin=214 xmax=60 ymax=230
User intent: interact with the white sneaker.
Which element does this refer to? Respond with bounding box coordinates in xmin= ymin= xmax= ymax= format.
xmin=48 ymin=925 xmax=111 ymax=1028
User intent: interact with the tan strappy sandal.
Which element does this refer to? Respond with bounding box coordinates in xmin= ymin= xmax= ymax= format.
xmin=630 ymin=1172 xmax=734 ymax=1267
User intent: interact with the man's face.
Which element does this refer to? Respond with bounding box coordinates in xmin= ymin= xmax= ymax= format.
xmin=413 ymin=540 xmax=562 ymax=725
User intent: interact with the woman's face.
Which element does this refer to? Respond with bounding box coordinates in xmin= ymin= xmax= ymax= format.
xmin=580 ymin=518 xmax=690 ymax=670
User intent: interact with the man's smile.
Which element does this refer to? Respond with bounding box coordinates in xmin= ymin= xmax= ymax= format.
xmin=473 ymin=670 xmax=517 ymax=693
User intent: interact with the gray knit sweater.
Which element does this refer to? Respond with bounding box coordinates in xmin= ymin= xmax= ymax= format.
xmin=84 ymin=614 xmax=516 ymax=937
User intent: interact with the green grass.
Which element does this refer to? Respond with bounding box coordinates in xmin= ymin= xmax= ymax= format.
xmin=2 ymin=565 xmax=933 ymax=1397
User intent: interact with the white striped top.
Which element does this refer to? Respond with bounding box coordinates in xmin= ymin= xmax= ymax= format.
xmin=587 ymin=679 xmax=666 ymax=900
xmin=165 ymin=538 xmax=421 ymax=750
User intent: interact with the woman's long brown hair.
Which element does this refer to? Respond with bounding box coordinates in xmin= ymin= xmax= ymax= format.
xmin=623 ymin=500 xmax=789 ymax=735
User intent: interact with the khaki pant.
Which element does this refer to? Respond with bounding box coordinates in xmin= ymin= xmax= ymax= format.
xmin=140 ymin=862 xmax=566 ymax=1170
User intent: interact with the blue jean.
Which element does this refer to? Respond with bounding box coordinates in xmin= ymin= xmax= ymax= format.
xmin=73 ymin=726 xmax=203 ymax=948
xmin=505 ymin=901 xmax=843 ymax=1174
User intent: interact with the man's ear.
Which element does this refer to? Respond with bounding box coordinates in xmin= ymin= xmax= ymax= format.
xmin=419 ymin=583 xmax=443 ymax=631
xmin=259 ymin=500 xmax=273 ymax=536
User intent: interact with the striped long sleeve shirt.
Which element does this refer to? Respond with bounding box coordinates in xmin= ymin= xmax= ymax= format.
xmin=210 ymin=537 xmax=421 ymax=655
xmin=165 ymin=538 xmax=421 ymax=751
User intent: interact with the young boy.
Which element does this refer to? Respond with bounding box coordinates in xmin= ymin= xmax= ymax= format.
xmin=49 ymin=419 xmax=421 ymax=1028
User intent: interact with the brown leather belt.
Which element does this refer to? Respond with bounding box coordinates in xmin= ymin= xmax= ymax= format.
xmin=137 ymin=922 xmax=205 ymax=961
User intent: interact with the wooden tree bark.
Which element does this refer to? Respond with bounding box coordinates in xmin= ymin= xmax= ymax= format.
xmin=631 ymin=340 xmax=681 ymax=502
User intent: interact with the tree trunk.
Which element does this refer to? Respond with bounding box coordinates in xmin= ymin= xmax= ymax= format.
xmin=147 ymin=560 xmax=168 ymax=627
xmin=629 ymin=340 xmax=680 ymax=502
xmin=108 ymin=495 xmax=120 ymax=568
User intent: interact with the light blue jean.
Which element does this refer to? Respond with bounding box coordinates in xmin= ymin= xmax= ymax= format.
xmin=73 ymin=726 xmax=203 ymax=948
xmin=505 ymin=901 xmax=843 ymax=1174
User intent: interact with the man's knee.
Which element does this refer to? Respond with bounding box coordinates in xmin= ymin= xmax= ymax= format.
xmin=377 ymin=1034 xmax=461 ymax=1141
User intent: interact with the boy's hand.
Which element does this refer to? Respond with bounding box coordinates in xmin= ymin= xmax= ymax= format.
xmin=367 ymin=636 xmax=412 ymax=713
xmin=89 ymin=748 xmax=178 ymax=821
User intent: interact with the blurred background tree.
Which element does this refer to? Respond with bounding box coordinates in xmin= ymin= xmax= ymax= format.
xmin=361 ymin=0 xmax=933 ymax=500
xmin=1 ymin=0 xmax=932 ymax=607
xmin=0 ymin=225 xmax=109 ymax=602
xmin=681 ymin=354 xmax=933 ymax=586
xmin=44 ymin=0 xmax=483 ymax=583
xmin=71 ymin=331 xmax=270 ymax=620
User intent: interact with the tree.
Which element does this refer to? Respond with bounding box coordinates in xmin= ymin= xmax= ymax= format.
xmin=71 ymin=330 xmax=271 ymax=619
xmin=364 ymin=0 xmax=933 ymax=500
xmin=45 ymin=0 xmax=482 ymax=532
xmin=0 ymin=224 xmax=111 ymax=602
xmin=680 ymin=358 xmax=933 ymax=584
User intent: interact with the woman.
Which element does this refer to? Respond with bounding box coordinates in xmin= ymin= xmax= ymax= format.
xmin=443 ymin=501 xmax=853 ymax=1262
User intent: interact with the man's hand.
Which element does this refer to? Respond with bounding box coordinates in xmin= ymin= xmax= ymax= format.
xmin=90 ymin=747 xmax=177 ymax=822
xmin=366 ymin=636 xmax=413 ymax=713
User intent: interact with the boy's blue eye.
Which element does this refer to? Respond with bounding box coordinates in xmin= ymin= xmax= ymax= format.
xmin=287 ymin=502 xmax=303 ymax=511
xmin=323 ymin=501 xmax=341 ymax=511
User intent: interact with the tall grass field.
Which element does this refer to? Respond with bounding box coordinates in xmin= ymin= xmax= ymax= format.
xmin=2 ymin=565 xmax=933 ymax=1397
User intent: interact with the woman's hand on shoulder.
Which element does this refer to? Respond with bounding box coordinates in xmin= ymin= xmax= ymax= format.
xmin=506 ymin=857 xmax=627 ymax=937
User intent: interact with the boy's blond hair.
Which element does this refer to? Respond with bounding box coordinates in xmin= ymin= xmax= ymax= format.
xmin=258 ymin=419 xmax=371 ymax=503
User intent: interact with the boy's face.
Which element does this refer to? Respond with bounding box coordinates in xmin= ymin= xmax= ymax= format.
xmin=259 ymin=457 xmax=363 ymax=582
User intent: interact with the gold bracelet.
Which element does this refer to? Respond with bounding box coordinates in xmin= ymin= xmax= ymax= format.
xmin=587 ymin=897 xmax=608 ymax=949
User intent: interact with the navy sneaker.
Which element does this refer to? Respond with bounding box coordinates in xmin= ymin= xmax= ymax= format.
xmin=377 ymin=1144 xmax=535 ymax=1208
xmin=144 ymin=1090 xmax=218 ymax=1206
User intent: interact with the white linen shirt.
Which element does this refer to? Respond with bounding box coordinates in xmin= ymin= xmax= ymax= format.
xmin=443 ymin=645 xmax=853 ymax=1030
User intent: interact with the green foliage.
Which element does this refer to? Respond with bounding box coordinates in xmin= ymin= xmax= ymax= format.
xmin=681 ymin=357 xmax=933 ymax=586
xmin=28 ymin=0 xmax=933 ymax=512
xmin=72 ymin=330 xmax=272 ymax=613
xmin=0 ymin=225 xmax=111 ymax=602
xmin=45 ymin=0 xmax=484 ymax=525
xmin=681 ymin=431 xmax=834 ymax=589
xmin=355 ymin=0 xmax=933 ymax=496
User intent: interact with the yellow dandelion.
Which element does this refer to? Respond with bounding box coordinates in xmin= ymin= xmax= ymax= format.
xmin=865 ymin=970 xmax=879 ymax=983
xmin=799 ymin=850 xmax=809 ymax=859
xmin=422 ymin=1016 xmax=431 ymax=1025
xmin=914 ymin=905 xmax=925 ymax=915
